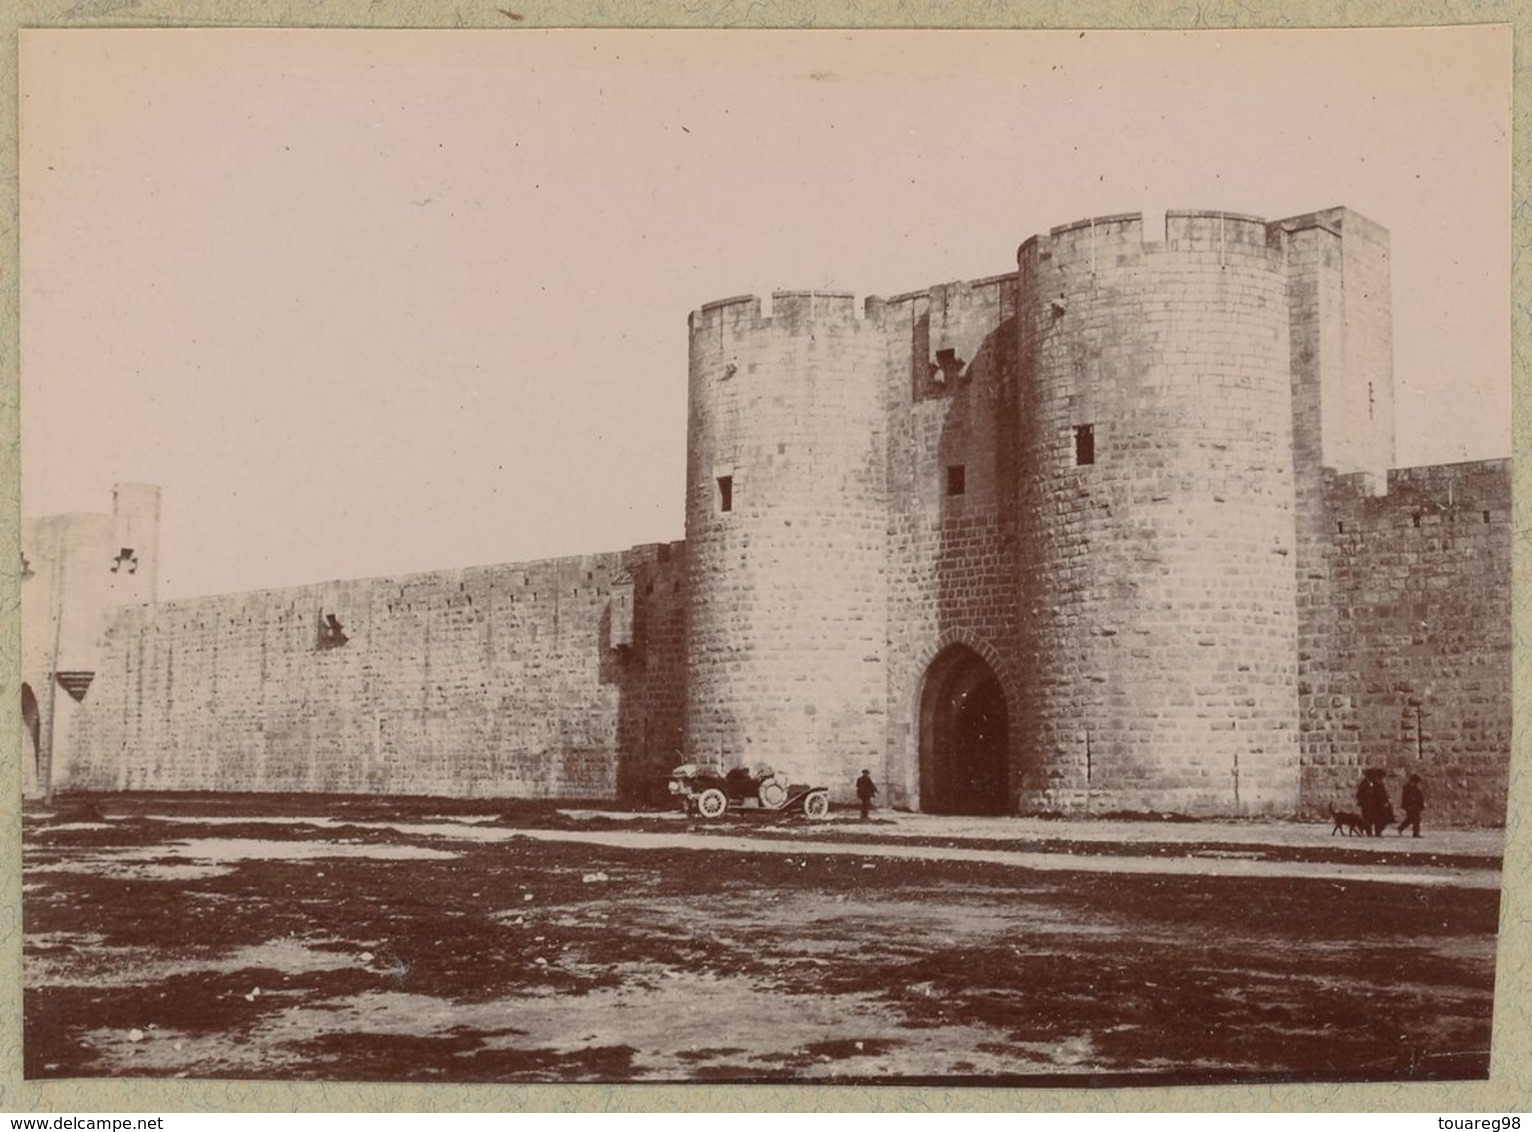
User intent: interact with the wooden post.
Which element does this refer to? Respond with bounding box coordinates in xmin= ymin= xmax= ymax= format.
xmin=41 ymin=546 xmax=66 ymax=806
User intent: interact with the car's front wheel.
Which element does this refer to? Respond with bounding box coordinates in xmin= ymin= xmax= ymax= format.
xmin=802 ymin=791 xmax=830 ymax=819
xmin=696 ymin=788 xmax=729 ymax=819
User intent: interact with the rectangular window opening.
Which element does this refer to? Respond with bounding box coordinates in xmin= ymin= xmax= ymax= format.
xmin=1483 ymin=510 xmax=1492 ymax=524
xmin=1074 ymin=423 xmax=1095 ymax=467
xmin=933 ymin=347 xmax=963 ymax=383
xmin=946 ymin=464 xmax=966 ymax=496
xmin=717 ymin=475 xmax=733 ymax=513
xmin=317 ymin=612 xmax=349 ymax=651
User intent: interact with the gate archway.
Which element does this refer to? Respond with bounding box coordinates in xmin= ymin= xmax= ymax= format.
xmin=20 ymin=682 xmax=40 ymax=783
xmin=918 ymin=644 xmax=1010 ymax=814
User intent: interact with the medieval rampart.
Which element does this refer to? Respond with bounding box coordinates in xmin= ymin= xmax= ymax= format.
xmin=684 ymin=293 xmax=889 ymax=789
xmin=1015 ymin=212 xmax=1300 ymax=815
xmin=24 ymin=205 xmax=1512 ymax=824
xmin=1299 ymin=460 xmax=1511 ymax=825
xmin=64 ymin=543 xmax=686 ymax=799
xmin=872 ymin=276 xmax=1022 ymax=813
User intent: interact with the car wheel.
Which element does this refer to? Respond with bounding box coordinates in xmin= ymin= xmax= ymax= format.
xmin=803 ymin=791 xmax=830 ymax=819
xmin=697 ymin=788 xmax=729 ymax=819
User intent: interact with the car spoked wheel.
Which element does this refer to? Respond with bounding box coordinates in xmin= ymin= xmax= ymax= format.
xmin=802 ymin=792 xmax=830 ymax=819
xmin=696 ymin=788 xmax=729 ymax=819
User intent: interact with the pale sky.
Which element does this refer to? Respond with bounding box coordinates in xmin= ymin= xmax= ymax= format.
xmin=19 ymin=27 xmax=1511 ymax=601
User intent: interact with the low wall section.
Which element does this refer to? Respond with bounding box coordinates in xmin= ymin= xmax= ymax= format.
xmin=1298 ymin=461 xmax=1511 ymax=824
xmin=65 ymin=543 xmax=687 ymax=800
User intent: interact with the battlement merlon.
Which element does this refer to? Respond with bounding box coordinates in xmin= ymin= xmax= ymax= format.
xmin=1018 ymin=209 xmax=1308 ymax=273
xmin=1323 ymin=459 xmax=1510 ymax=537
xmin=688 ymin=290 xmax=871 ymax=339
xmin=690 ymin=272 xmax=1029 ymax=336
xmin=872 ymin=273 xmax=1018 ymax=312
xmin=1272 ymin=205 xmax=1388 ymax=243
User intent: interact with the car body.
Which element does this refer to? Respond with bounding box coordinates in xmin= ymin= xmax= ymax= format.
xmin=667 ymin=763 xmax=831 ymax=820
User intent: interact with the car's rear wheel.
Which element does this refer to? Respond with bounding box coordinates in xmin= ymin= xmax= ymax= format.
xmin=802 ymin=792 xmax=830 ymax=819
xmin=696 ymin=788 xmax=729 ymax=819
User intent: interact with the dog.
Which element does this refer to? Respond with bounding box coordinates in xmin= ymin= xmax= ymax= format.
xmin=1331 ymin=806 xmax=1367 ymax=836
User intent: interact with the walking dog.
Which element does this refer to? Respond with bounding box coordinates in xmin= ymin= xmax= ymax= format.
xmin=1331 ymin=806 xmax=1367 ymax=836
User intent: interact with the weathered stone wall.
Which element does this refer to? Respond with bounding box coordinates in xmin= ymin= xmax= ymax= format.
xmin=64 ymin=543 xmax=687 ymax=800
xmin=1298 ymin=461 xmax=1511 ymax=825
xmin=614 ymin=542 xmax=690 ymax=804
xmin=1015 ymin=212 xmax=1301 ymax=815
xmin=34 ymin=207 xmax=1510 ymax=823
xmin=1275 ymin=206 xmax=1509 ymax=825
xmin=1281 ymin=209 xmax=1395 ymax=486
xmin=21 ymin=484 xmax=160 ymax=798
xmin=684 ymin=293 xmax=889 ymax=799
xmin=875 ymin=276 xmax=1021 ymax=811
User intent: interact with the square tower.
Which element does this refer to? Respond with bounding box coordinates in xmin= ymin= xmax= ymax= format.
xmin=1279 ymin=207 xmax=1395 ymax=487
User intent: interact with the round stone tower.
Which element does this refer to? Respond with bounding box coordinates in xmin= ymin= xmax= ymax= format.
xmin=684 ymin=291 xmax=888 ymax=797
xmin=1015 ymin=211 xmax=1300 ymax=815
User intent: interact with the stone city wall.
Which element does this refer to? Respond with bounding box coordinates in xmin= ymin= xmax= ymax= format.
xmin=874 ymin=276 xmax=1022 ymax=812
xmin=684 ymin=293 xmax=889 ymax=798
xmin=1298 ymin=461 xmax=1512 ymax=825
xmin=64 ymin=543 xmax=687 ymax=800
xmin=30 ymin=206 xmax=1511 ymax=825
xmin=1015 ymin=212 xmax=1301 ymax=815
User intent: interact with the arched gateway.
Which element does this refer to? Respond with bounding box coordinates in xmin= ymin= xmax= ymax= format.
xmin=918 ymin=645 xmax=1010 ymax=815
xmin=21 ymin=683 xmax=41 ymax=785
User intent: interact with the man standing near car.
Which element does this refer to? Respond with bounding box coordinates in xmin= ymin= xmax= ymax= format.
xmin=856 ymin=769 xmax=878 ymax=821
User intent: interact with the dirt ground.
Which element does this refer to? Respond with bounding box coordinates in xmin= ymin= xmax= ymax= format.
xmin=22 ymin=794 xmax=1502 ymax=1086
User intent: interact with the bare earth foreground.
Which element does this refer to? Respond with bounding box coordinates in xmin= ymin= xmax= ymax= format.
xmin=23 ymin=795 xmax=1503 ymax=1086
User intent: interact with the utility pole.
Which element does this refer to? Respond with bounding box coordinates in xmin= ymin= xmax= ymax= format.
xmin=1084 ymin=728 xmax=1092 ymax=816
xmin=41 ymin=543 xmax=66 ymax=807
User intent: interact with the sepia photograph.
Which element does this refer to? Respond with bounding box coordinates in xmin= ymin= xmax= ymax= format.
xmin=15 ymin=24 xmax=1513 ymax=1090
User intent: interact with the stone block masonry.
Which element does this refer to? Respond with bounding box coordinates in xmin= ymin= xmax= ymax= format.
xmin=1299 ymin=461 xmax=1511 ymax=825
xmin=62 ymin=543 xmax=687 ymax=800
xmin=25 ymin=205 xmax=1511 ymax=824
xmin=874 ymin=276 xmax=1023 ymax=812
xmin=684 ymin=293 xmax=890 ymax=796
xmin=21 ymin=485 xmax=160 ymax=799
xmin=1016 ymin=213 xmax=1299 ymax=816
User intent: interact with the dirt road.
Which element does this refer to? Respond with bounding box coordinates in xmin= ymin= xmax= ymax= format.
xmin=23 ymin=796 xmax=1502 ymax=1085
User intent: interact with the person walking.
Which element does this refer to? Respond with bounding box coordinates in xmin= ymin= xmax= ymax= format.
xmin=1397 ymin=774 xmax=1425 ymax=837
xmin=855 ymin=769 xmax=878 ymax=821
xmin=1356 ymin=768 xmax=1389 ymax=837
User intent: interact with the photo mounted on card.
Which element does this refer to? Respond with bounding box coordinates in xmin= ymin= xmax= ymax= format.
xmin=17 ymin=25 xmax=1511 ymax=1087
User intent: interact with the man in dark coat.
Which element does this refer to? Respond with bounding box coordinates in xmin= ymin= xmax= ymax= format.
xmin=856 ymin=769 xmax=878 ymax=821
xmin=1356 ymin=769 xmax=1389 ymax=837
xmin=1397 ymin=774 xmax=1426 ymax=837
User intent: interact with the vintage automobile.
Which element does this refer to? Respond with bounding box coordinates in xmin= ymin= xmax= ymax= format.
xmin=668 ymin=762 xmax=831 ymax=820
